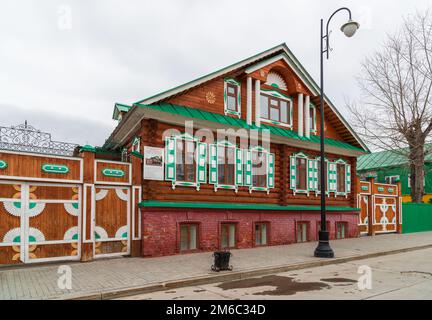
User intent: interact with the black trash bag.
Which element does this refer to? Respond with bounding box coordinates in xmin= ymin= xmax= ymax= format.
xmin=211 ymin=251 xmax=233 ymax=272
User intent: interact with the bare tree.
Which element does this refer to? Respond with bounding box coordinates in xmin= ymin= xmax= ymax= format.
xmin=349 ymin=10 xmax=432 ymax=203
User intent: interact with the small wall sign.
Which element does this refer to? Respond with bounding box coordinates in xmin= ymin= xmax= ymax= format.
xmin=143 ymin=146 xmax=164 ymax=181
xmin=42 ymin=164 xmax=69 ymax=174
xmin=102 ymin=168 xmax=125 ymax=178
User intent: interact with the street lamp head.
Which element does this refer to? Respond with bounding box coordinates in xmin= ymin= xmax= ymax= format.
xmin=340 ymin=19 xmax=360 ymax=37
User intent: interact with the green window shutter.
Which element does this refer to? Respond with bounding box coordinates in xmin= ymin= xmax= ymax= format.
xmin=196 ymin=142 xmax=207 ymax=184
xmin=209 ymin=144 xmax=218 ymax=184
xmin=328 ymin=162 xmax=337 ymax=192
xmin=244 ymin=150 xmax=252 ymax=187
xmin=346 ymin=164 xmax=351 ymax=193
xmin=314 ymin=160 xmax=319 ymax=190
xmin=164 ymin=137 xmax=176 ymax=181
xmin=290 ymin=156 xmax=296 ymax=190
xmin=307 ymin=159 xmax=315 ymax=191
xmin=267 ymin=153 xmax=275 ymax=188
xmin=235 ymin=148 xmax=243 ymax=186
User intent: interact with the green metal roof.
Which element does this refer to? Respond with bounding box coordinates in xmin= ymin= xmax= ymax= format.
xmin=139 ymin=200 xmax=360 ymax=212
xmin=135 ymin=102 xmax=365 ymax=153
xmin=112 ymin=103 xmax=132 ymax=120
xmin=357 ymin=145 xmax=432 ymax=171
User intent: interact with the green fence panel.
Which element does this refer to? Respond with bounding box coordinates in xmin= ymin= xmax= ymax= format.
xmin=402 ymin=203 xmax=432 ymax=233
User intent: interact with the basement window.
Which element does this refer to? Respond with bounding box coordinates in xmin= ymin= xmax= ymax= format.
xmin=336 ymin=222 xmax=347 ymax=239
xmin=180 ymin=223 xmax=198 ymax=251
xmin=220 ymin=223 xmax=236 ymax=249
xmin=296 ymin=222 xmax=309 ymax=243
xmin=255 ymin=222 xmax=268 ymax=246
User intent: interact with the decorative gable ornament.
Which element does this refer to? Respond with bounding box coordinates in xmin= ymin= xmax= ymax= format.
xmin=265 ymin=71 xmax=287 ymax=91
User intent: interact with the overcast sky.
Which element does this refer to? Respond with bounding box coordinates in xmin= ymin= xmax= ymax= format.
xmin=1 ymin=0 xmax=430 ymax=146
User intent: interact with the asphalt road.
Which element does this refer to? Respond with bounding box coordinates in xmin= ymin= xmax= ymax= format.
xmin=119 ymin=247 xmax=432 ymax=300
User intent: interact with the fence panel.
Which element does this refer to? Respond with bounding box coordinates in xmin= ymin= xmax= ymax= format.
xmin=402 ymin=203 xmax=432 ymax=233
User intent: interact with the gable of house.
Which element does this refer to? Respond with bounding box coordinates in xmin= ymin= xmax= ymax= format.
xmin=104 ymin=43 xmax=369 ymax=155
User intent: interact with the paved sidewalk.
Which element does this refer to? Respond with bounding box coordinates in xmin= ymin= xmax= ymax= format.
xmin=1 ymin=232 xmax=431 ymax=300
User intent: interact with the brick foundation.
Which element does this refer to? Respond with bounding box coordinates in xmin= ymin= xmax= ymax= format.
xmin=141 ymin=208 xmax=359 ymax=257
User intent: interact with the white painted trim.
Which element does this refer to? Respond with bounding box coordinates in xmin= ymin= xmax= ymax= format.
xmin=0 ymin=243 xmax=20 ymax=247
xmin=260 ymin=118 xmax=293 ymax=129
xmin=0 ymin=174 xmax=82 ymax=184
xmin=95 ymin=237 xmax=129 ymax=242
xmin=28 ymin=255 xmax=80 ymax=263
xmin=82 ymin=183 xmax=94 ymax=242
xmin=93 ymin=252 xmax=127 ymax=259
xmin=27 ymin=240 xmax=78 ymax=245
xmin=132 ymin=186 xmax=142 ymax=240
xmin=30 ymin=199 xmax=79 ymax=204
xmin=21 ymin=184 xmax=28 ymax=262
xmin=28 ymin=181 xmax=81 ymax=188
xmin=94 ymin=159 xmax=132 ymax=186
xmin=0 ymin=197 xmax=18 ymax=202
xmin=246 ymin=76 xmax=252 ymax=125
xmin=374 ymin=182 xmax=398 ymax=187
xmin=304 ymin=95 xmax=310 ymax=139
xmin=254 ymin=79 xmax=261 ymax=126
xmin=298 ymin=93 xmax=304 ymax=137
xmin=90 ymin=185 xmax=95 ymax=242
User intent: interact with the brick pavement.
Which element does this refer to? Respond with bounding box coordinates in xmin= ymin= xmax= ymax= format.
xmin=0 ymin=232 xmax=431 ymax=299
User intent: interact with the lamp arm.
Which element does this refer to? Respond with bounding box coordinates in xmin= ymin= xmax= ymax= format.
xmin=323 ymin=7 xmax=352 ymax=58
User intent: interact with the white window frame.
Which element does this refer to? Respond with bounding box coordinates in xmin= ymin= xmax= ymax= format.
xmin=259 ymin=88 xmax=293 ymax=129
xmin=245 ymin=146 xmax=275 ymax=194
xmin=309 ymin=103 xmax=317 ymax=135
xmin=224 ymin=78 xmax=241 ymax=118
xmin=334 ymin=159 xmax=351 ymax=198
xmin=209 ymin=140 xmax=242 ymax=192
xmin=290 ymin=152 xmax=309 ymax=195
xmin=164 ymin=133 xmax=207 ymax=191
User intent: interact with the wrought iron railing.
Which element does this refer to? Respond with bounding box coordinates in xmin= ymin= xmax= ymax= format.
xmin=0 ymin=122 xmax=79 ymax=156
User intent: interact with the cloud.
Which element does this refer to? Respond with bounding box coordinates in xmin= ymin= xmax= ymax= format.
xmin=0 ymin=0 xmax=430 ymax=147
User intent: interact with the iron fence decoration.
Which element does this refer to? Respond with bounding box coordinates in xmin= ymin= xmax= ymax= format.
xmin=0 ymin=121 xmax=79 ymax=156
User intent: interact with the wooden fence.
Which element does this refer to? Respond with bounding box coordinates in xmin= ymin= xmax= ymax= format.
xmin=0 ymin=149 xmax=143 ymax=266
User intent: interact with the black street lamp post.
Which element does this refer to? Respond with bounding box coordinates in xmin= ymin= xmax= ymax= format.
xmin=314 ymin=8 xmax=359 ymax=258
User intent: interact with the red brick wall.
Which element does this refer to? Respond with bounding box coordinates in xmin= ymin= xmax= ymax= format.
xmin=141 ymin=208 xmax=359 ymax=257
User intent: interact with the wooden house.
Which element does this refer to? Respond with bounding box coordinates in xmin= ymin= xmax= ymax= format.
xmin=104 ymin=43 xmax=370 ymax=257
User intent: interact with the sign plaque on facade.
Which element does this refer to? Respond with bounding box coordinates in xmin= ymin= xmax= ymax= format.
xmin=143 ymin=146 xmax=164 ymax=180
